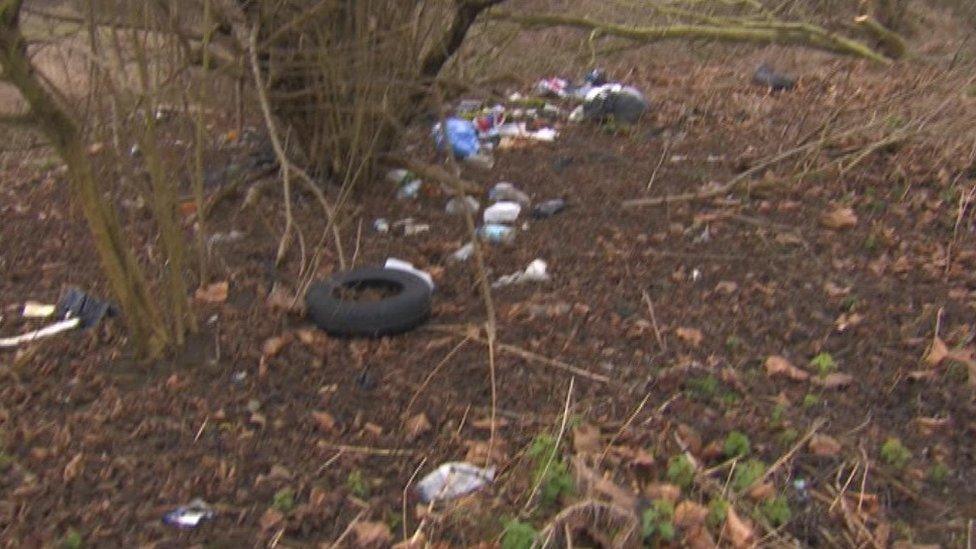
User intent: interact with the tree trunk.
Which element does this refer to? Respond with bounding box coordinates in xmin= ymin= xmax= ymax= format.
xmin=0 ymin=2 xmax=171 ymax=358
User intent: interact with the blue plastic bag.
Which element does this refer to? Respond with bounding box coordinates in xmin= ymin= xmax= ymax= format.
xmin=433 ymin=118 xmax=480 ymax=159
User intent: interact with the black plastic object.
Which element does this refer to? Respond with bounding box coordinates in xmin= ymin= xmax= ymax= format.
xmin=55 ymin=287 xmax=113 ymax=329
xmin=305 ymin=267 xmax=432 ymax=337
xmin=753 ymin=63 xmax=796 ymax=91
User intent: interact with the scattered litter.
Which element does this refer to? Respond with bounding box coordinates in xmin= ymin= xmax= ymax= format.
xmin=488 ymin=182 xmax=531 ymax=207
xmin=493 ymin=259 xmax=551 ymax=288
xmin=707 ymin=154 xmax=725 ymax=163
xmin=532 ymin=198 xmax=566 ymax=219
xmin=386 ymin=169 xmax=412 ymax=185
xmin=385 ymin=258 xmax=434 ymax=290
xmin=396 ymin=179 xmax=423 ymax=200
xmin=433 ymin=117 xmax=480 ymax=159
xmin=388 ymin=169 xmax=423 ymax=199
xmin=232 ymin=371 xmax=247 ymax=384
xmin=449 ymin=242 xmax=475 ymax=262
xmin=753 ymin=63 xmax=796 ymax=91
xmin=392 ymin=218 xmax=430 ymax=236
xmin=693 ymin=226 xmax=711 ymax=244
xmin=400 ymin=220 xmax=430 ymax=236
xmin=582 ymin=85 xmax=648 ymax=124
xmin=462 ymin=151 xmax=495 ymax=170
xmin=207 ymin=230 xmax=245 ymax=246
xmin=483 ymin=201 xmax=522 ymax=224
xmin=1 ymin=317 xmax=81 ymax=349
xmin=415 ymin=462 xmax=495 ymax=503
xmin=670 ymin=155 xmax=688 ymax=163
xmin=56 ymin=287 xmax=112 ymax=329
xmin=691 ymin=268 xmax=702 ymax=283
xmin=568 ymin=105 xmax=586 ymax=123
xmin=534 ymin=77 xmax=570 ymax=98
xmin=793 ymin=478 xmax=810 ymax=503
xmin=477 ymin=224 xmax=516 ymax=244
xmin=373 ymin=218 xmax=390 ymax=233
xmin=456 ymin=99 xmax=484 ymax=115
xmin=445 ymin=196 xmax=480 ymax=216
xmin=162 ymin=499 xmax=215 ymax=529
xmin=22 ymin=301 xmax=55 ymax=318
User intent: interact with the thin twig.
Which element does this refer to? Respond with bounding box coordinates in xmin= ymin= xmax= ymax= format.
xmin=641 ymin=290 xmax=666 ymax=351
xmin=425 ymin=325 xmax=610 ymax=383
xmin=329 ymin=508 xmax=367 ymax=548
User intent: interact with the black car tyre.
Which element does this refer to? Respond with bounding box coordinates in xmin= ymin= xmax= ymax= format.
xmin=305 ymin=267 xmax=432 ymax=337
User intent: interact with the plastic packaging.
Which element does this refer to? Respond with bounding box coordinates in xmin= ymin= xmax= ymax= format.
xmin=449 ymin=242 xmax=475 ymax=262
xmin=446 ymin=196 xmax=481 ymax=216
xmin=483 ymin=201 xmax=522 ymax=224
xmin=488 ymin=182 xmax=531 ymax=207
xmin=477 ymin=224 xmax=516 ymax=245
xmin=384 ymin=258 xmax=434 ymax=290
xmin=396 ymin=179 xmax=423 ymax=200
xmin=433 ymin=118 xmax=480 ymax=159
xmin=582 ymin=84 xmax=648 ymax=124
xmin=162 ymin=499 xmax=215 ymax=529
xmin=415 ymin=462 xmax=496 ymax=503
xmin=493 ymin=259 xmax=551 ymax=288
xmin=532 ymin=198 xmax=566 ymax=219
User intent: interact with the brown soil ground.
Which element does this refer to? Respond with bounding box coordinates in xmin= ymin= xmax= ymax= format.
xmin=2 ymin=15 xmax=976 ymax=549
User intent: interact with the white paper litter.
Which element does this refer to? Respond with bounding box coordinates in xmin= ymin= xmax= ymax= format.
xmin=384 ymin=258 xmax=434 ymax=290
xmin=22 ymin=302 xmax=56 ymax=318
xmin=492 ymin=259 xmax=550 ymax=288
xmin=415 ymin=462 xmax=495 ymax=503
xmin=483 ymin=201 xmax=522 ymax=224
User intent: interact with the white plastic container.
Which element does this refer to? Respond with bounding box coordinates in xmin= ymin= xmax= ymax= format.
xmin=483 ymin=201 xmax=521 ymax=224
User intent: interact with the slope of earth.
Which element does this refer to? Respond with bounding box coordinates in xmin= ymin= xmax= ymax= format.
xmin=1 ymin=52 xmax=975 ymax=547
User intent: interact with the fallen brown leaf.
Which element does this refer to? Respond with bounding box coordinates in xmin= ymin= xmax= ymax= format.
xmin=809 ymin=434 xmax=842 ymax=457
xmin=835 ymin=313 xmax=864 ymax=332
xmin=262 ymin=334 xmax=292 ymax=358
xmin=572 ymin=423 xmax=602 ymax=455
xmin=821 ymin=206 xmax=858 ymax=230
xmin=260 ymin=508 xmax=284 ymax=531
xmin=684 ymin=525 xmax=718 ymax=549
xmin=63 ymin=453 xmax=83 ymax=482
xmin=924 ymin=335 xmax=948 ymax=367
xmin=404 ymin=413 xmax=432 ymax=440
xmin=722 ymin=507 xmax=755 ymax=548
xmin=644 ymin=482 xmax=681 ymax=503
xmin=674 ymin=500 xmax=708 ymax=528
xmin=824 ymin=281 xmax=852 ymax=298
xmin=464 ymin=439 xmax=509 ymax=464
xmin=747 ymin=482 xmax=775 ymax=501
xmin=572 ymin=457 xmax=638 ymax=510
xmin=195 ymin=281 xmax=229 ymax=303
xmin=392 ymin=532 xmax=427 ymax=549
xmin=912 ymin=416 xmax=950 ymax=436
xmin=765 ymin=355 xmax=809 ymax=381
xmin=352 ymin=521 xmax=392 ymax=547
xmin=676 ymin=327 xmax=704 ymax=347
xmin=312 ymin=411 xmax=336 ymax=433
xmin=676 ymin=424 xmax=702 ymax=455
xmin=812 ymin=373 xmax=854 ymax=389
xmin=471 ymin=417 xmax=510 ymax=430
xmin=715 ymin=281 xmax=738 ymax=294
xmin=631 ymin=448 xmax=655 ymax=469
